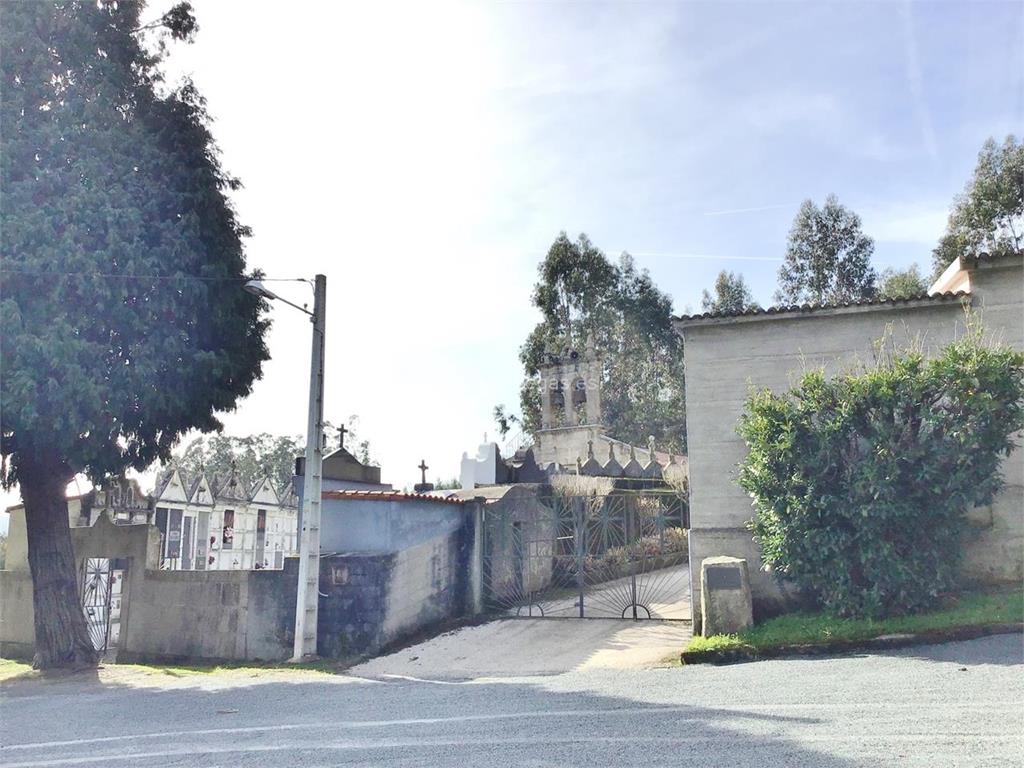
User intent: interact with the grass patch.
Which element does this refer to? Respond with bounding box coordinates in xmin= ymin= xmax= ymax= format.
xmin=685 ymin=587 xmax=1023 ymax=654
xmin=113 ymin=658 xmax=348 ymax=677
xmin=683 ymin=634 xmax=751 ymax=654
xmin=0 ymin=656 xmax=347 ymax=683
xmin=0 ymin=658 xmax=33 ymax=682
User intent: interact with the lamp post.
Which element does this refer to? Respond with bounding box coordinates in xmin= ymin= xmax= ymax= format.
xmin=244 ymin=275 xmax=326 ymax=661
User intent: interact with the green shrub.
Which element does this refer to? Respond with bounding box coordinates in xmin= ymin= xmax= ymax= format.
xmin=738 ymin=324 xmax=1024 ymax=618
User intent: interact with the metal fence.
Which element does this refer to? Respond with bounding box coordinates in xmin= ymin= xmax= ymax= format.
xmin=481 ymin=489 xmax=690 ymax=620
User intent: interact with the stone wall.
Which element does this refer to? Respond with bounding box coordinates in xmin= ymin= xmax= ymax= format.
xmin=675 ymin=255 xmax=1024 ymax=630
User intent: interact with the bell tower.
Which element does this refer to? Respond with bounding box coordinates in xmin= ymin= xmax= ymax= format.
xmin=538 ymin=333 xmax=602 ymax=430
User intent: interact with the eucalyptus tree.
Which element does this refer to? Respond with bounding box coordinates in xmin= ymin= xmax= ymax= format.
xmin=933 ymin=135 xmax=1023 ymax=279
xmin=776 ymin=195 xmax=877 ymax=305
xmin=1 ymin=1 xmax=268 ymax=667
xmin=700 ymin=271 xmax=759 ymax=314
xmin=877 ymin=264 xmax=928 ymax=300
xmin=513 ymin=233 xmax=686 ymax=451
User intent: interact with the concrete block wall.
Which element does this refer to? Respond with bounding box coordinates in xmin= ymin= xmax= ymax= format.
xmin=676 ymin=256 xmax=1024 ymax=630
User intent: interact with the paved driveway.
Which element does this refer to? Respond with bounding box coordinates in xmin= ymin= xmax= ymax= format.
xmin=351 ymin=618 xmax=692 ymax=679
xmin=531 ymin=563 xmax=691 ymax=620
xmin=1 ymin=634 xmax=1020 ymax=767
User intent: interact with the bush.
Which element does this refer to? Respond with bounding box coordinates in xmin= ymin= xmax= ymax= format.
xmin=738 ymin=324 xmax=1024 ymax=618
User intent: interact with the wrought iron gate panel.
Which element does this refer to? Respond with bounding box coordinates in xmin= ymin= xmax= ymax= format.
xmin=79 ymin=558 xmax=126 ymax=653
xmin=482 ymin=489 xmax=690 ymax=621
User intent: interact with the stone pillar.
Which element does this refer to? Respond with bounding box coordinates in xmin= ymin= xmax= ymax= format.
xmin=700 ymin=556 xmax=754 ymax=636
xmin=468 ymin=500 xmax=484 ymax=615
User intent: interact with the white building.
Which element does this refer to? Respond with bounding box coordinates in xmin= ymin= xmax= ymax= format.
xmin=151 ymin=468 xmax=298 ymax=571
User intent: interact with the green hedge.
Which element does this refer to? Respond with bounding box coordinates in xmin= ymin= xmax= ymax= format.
xmin=738 ymin=325 xmax=1024 ymax=618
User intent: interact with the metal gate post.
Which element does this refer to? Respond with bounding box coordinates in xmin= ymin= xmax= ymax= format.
xmin=574 ymin=497 xmax=585 ymax=618
xmin=631 ymin=574 xmax=638 ymax=620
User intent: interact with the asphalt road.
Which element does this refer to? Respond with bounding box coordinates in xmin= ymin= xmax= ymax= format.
xmin=1 ymin=634 xmax=1021 ymax=767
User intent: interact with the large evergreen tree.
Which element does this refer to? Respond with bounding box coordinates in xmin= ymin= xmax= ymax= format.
xmin=877 ymin=264 xmax=928 ymax=300
xmin=776 ymin=195 xmax=877 ymax=305
xmin=932 ymin=135 xmax=1023 ymax=279
xmin=1 ymin=1 xmax=269 ymax=668
xmin=700 ymin=271 xmax=759 ymax=314
xmin=513 ymin=233 xmax=686 ymax=451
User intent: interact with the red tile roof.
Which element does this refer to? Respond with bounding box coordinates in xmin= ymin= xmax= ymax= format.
xmin=321 ymin=490 xmax=468 ymax=505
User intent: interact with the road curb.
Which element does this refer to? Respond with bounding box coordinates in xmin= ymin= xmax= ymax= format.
xmin=680 ymin=622 xmax=1024 ymax=666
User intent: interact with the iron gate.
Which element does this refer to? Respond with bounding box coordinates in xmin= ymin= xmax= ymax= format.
xmin=481 ymin=489 xmax=690 ymax=620
xmin=79 ymin=557 xmax=125 ymax=654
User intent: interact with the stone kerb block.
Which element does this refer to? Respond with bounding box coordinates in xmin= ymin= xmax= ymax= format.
xmin=700 ymin=556 xmax=753 ymax=636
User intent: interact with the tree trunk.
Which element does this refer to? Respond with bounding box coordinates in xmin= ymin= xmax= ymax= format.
xmin=19 ymin=457 xmax=98 ymax=669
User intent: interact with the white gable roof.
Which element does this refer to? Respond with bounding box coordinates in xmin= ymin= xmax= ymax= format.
xmin=249 ymin=476 xmax=280 ymax=506
xmin=191 ymin=474 xmax=214 ymax=506
xmin=157 ymin=469 xmax=190 ymax=504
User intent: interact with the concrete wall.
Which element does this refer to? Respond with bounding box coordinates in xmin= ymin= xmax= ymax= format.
xmin=0 ymin=517 xmax=298 ymax=663
xmin=315 ymin=496 xmax=479 ymax=659
xmin=4 ymin=498 xmax=86 ymax=572
xmin=319 ymin=496 xmax=466 ymax=554
xmin=0 ymin=571 xmax=35 ymax=659
xmin=676 ymin=255 xmax=1024 ymax=630
xmin=119 ymin=560 xmax=297 ymax=662
xmin=2 ymin=492 xmax=485 ymax=664
xmin=476 ymin=485 xmax=558 ymax=604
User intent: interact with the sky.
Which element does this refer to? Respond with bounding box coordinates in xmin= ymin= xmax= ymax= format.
xmin=2 ymin=0 xmax=1022 ymax=522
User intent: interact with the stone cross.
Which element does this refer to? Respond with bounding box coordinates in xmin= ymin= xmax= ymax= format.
xmin=338 ymin=423 xmax=347 ymax=449
xmin=418 ymin=460 xmax=429 ymax=485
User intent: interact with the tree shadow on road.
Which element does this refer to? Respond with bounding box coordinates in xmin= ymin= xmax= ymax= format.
xmin=0 ymin=667 xmax=865 ymax=768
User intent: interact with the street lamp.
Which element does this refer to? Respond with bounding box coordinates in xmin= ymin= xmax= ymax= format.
xmin=245 ymin=275 xmax=326 ymax=661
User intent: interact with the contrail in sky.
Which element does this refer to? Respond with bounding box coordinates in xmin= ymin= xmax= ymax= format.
xmin=631 ymin=252 xmax=783 ymax=262
xmin=702 ymin=203 xmax=797 ymax=216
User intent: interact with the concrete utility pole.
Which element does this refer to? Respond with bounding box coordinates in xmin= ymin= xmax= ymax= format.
xmin=243 ymin=274 xmax=327 ymax=661
xmin=294 ymin=274 xmax=326 ymax=660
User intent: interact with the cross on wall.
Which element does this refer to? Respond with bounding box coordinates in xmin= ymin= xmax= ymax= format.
xmin=418 ymin=460 xmax=429 ymax=485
